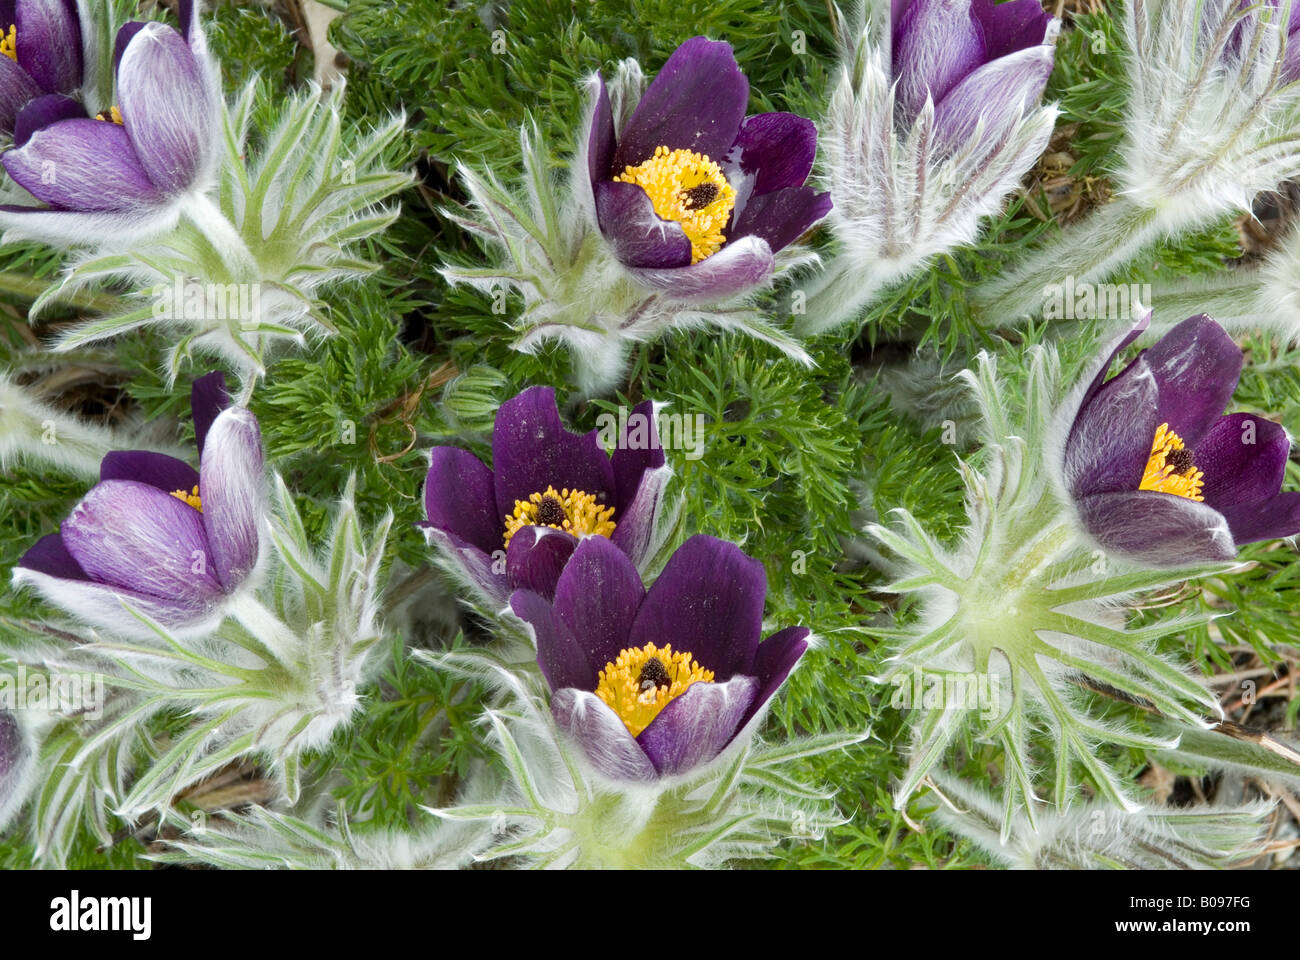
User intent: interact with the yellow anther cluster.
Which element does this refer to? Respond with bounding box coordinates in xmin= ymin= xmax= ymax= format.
xmin=170 ymin=485 xmax=203 ymax=512
xmin=1 ymin=24 xmax=16 ymax=62
xmin=502 ymin=485 xmax=615 ymax=549
xmin=594 ymin=642 xmax=715 ymax=737
xmin=614 ymin=146 xmax=736 ymax=264
xmin=1138 ymin=423 xmax=1205 ymax=501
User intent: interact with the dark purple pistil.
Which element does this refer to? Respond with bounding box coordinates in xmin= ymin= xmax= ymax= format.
xmin=638 ymin=657 xmax=671 ymax=691
xmin=535 ymin=495 xmax=567 ymax=527
xmin=1167 ymin=447 xmax=1196 ymax=473
xmin=681 ymin=182 xmax=719 ymax=210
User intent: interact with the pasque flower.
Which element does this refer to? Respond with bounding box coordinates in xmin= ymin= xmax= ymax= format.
xmin=13 ymin=371 xmax=266 ymax=638
xmin=0 ymin=0 xmax=85 ymax=137
xmin=1063 ymin=314 xmax=1300 ymax=567
xmin=806 ymin=0 xmax=1059 ymax=332
xmin=511 ymin=534 xmax=809 ymax=782
xmin=585 ymin=35 xmax=831 ymax=301
xmin=0 ymin=0 xmax=218 ymax=240
xmin=421 ymin=386 xmax=671 ymax=607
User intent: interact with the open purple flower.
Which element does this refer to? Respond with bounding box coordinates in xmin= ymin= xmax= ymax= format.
xmin=511 ymin=534 xmax=809 ymax=782
xmin=891 ymin=0 xmax=1056 ymax=150
xmin=0 ymin=0 xmax=84 ymax=137
xmin=13 ymin=371 xmax=266 ymax=638
xmin=421 ymin=386 xmax=671 ymax=606
xmin=582 ymin=35 xmax=831 ymax=303
xmin=0 ymin=0 xmax=218 ymax=235
xmin=1064 ymin=313 xmax=1300 ymax=566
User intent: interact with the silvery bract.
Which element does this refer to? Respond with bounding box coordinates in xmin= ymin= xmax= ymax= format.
xmin=979 ymin=0 xmax=1300 ymax=321
xmin=440 ymin=36 xmax=829 ymax=395
xmin=929 ymin=775 xmax=1275 ymax=869
xmin=803 ymin=0 xmax=1059 ymax=333
xmin=867 ymin=312 xmax=1300 ymax=833
xmin=0 ymin=710 xmax=31 ymax=830
xmin=0 ymin=1 xmax=410 ymax=385
xmin=0 ymin=370 xmax=116 ymax=477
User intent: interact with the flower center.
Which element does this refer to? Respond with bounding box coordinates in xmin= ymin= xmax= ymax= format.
xmin=502 ymin=485 xmax=615 ymax=549
xmin=613 ymin=145 xmax=736 ymax=264
xmin=95 ymin=106 xmax=124 ymax=125
xmin=1 ymin=24 xmax=15 ymax=62
xmin=170 ymin=484 xmax=203 ymax=512
xmin=1138 ymin=423 xmax=1204 ymax=501
xmin=594 ymin=642 xmax=715 ymax=737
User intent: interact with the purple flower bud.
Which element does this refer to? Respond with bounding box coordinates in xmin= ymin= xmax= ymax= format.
xmin=511 ymin=535 xmax=809 ymax=782
xmin=582 ymin=36 xmax=831 ymax=303
xmin=1065 ymin=313 xmax=1300 ymax=566
xmin=420 ymin=386 xmax=671 ymax=605
xmin=891 ymin=0 xmax=1057 ymax=151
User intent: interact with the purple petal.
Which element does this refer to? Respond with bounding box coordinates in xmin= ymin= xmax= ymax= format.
xmin=2 ymin=118 xmax=165 ymax=210
xmin=100 ymin=451 xmax=199 ymax=496
xmin=636 ymin=675 xmax=758 ymax=776
xmin=0 ymin=53 xmax=41 ymax=133
xmin=1065 ymin=355 xmax=1160 ymax=499
xmin=932 ymin=44 xmax=1054 ymax=151
xmin=551 ymin=689 xmax=657 ymax=783
xmin=550 ymin=535 xmax=645 ymax=690
xmin=0 ymin=708 xmax=27 ymax=814
xmin=729 ymin=185 xmax=832 ymax=255
xmin=735 ymin=625 xmax=810 ymax=734
xmin=624 ymin=234 xmax=775 ymax=302
xmin=504 ymin=526 xmax=577 ymax=601
xmin=610 ymin=399 xmax=666 ymax=510
xmin=198 ymin=406 xmax=264 ymax=592
xmin=611 ymin=36 xmax=749 ymax=173
xmin=627 ymin=534 xmax=766 ymax=679
xmin=424 ymin=446 xmax=500 ymax=555
xmin=1075 ymin=491 xmax=1236 ymax=566
xmin=1077 ymin=310 xmax=1151 ymax=411
xmin=190 ymin=370 xmax=230 ymax=456
xmin=1218 ymin=492 xmax=1300 ymax=545
xmin=490 ymin=386 xmax=616 ymax=522
xmin=112 ymin=21 xmax=146 ymax=72
xmin=117 ymin=21 xmax=214 ymax=195
xmin=970 ymin=0 xmax=1053 ymax=60
xmin=512 ymin=588 xmax=583 ymax=692
xmin=16 ymin=531 xmax=88 ymax=580
xmin=14 ymin=0 xmax=82 ymax=93
xmin=1196 ymin=413 xmax=1290 ymax=511
xmin=586 ymin=72 xmax=615 ymax=185
xmin=60 ymin=479 xmax=226 ymax=601
xmin=1145 ymin=315 xmax=1243 ymax=448
xmin=12 ymin=92 xmax=84 ymax=146
xmin=893 ymin=0 xmax=986 ymax=119
xmin=727 ymin=112 xmax=818 ymax=196
xmin=594 ymin=179 xmax=692 ymax=269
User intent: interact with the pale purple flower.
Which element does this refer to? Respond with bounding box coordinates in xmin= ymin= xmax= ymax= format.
xmin=512 ymin=535 xmax=809 ymax=782
xmin=13 ymin=371 xmax=266 ymax=637
xmin=0 ymin=0 xmax=84 ymax=136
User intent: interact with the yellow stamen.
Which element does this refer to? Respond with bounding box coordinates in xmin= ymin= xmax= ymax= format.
xmin=614 ymin=145 xmax=736 ymax=264
xmin=95 ymin=105 xmax=123 ymax=125
xmin=502 ymin=485 xmax=615 ymax=549
xmin=170 ymin=484 xmax=203 ymax=513
xmin=595 ymin=642 xmax=715 ymax=737
xmin=1 ymin=24 xmax=15 ymax=62
xmin=1138 ymin=423 xmax=1204 ymax=501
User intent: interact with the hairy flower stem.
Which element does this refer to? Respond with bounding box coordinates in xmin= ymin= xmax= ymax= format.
xmin=972 ymin=199 xmax=1163 ymax=323
xmin=796 ymin=255 xmax=908 ymax=336
xmin=1147 ymin=270 xmax=1270 ymax=332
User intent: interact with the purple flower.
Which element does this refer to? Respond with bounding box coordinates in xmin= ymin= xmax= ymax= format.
xmin=582 ymin=36 xmax=831 ymax=303
xmin=1064 ymin=314 xmax=1300 ymax=566
xmin=421 ymin=386 xmax=671 ymax=605
xmin=891 ymin=0 xmax=1056 ymax=150
xmin=511 ymin=534 xmax=809 ymax=782
xmin=0 ymin=0 xmax=83 ymax=136
xmin=1 ymin=0 xmax=218 ymax=224
xmin=13 ymin=371 xmax=266 ymax=638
